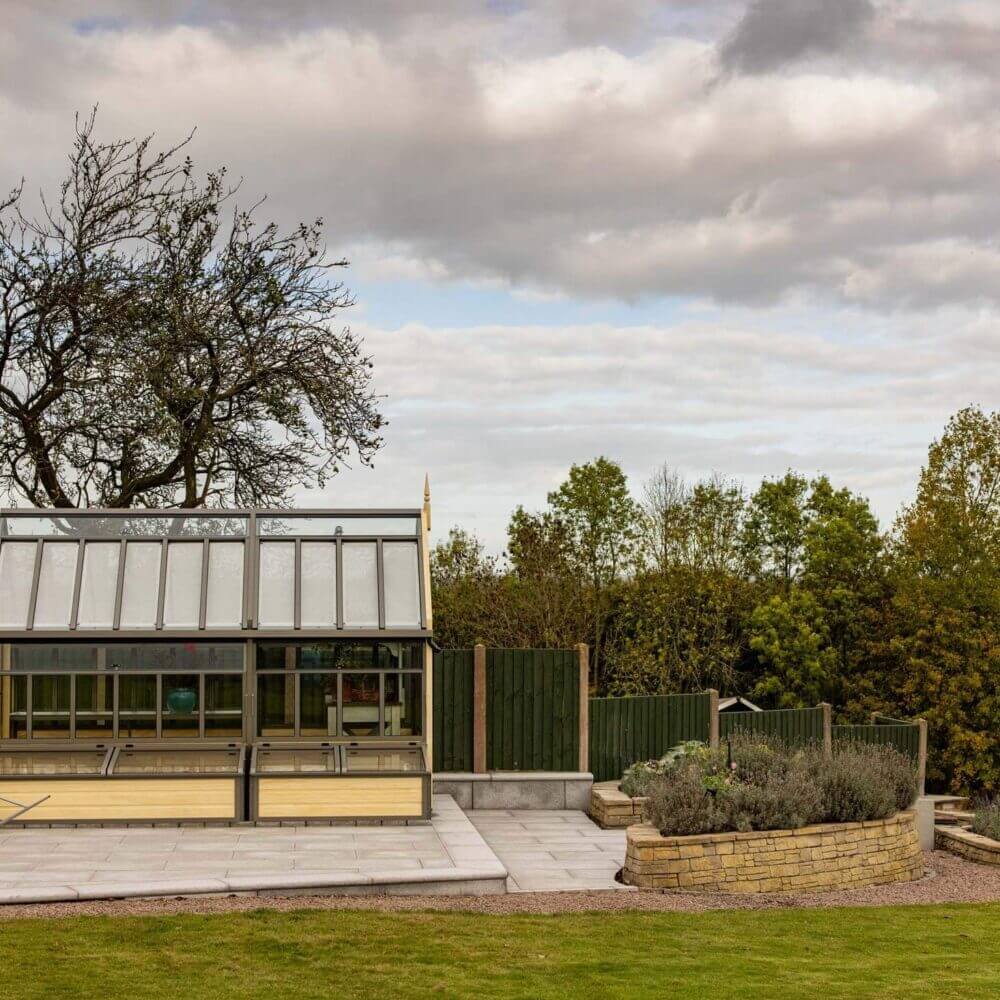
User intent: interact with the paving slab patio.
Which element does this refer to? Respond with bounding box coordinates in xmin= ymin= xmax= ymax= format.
xmin=0 ymin=795 xmax=506 ymax=904
xmin=467 ymin=809 xmax=629 ymax=892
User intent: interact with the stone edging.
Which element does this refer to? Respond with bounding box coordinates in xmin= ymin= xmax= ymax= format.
xmin=935 ymin=824 xmax=1000 ymax=866
xmin=589 ymin=782 xmax=647 ymax=829
xmin=624 ymin=810 xmax=922 ymax=893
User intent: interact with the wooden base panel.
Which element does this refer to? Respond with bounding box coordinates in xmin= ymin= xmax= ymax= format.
xmin=0 ymin=779 xmax=238 ymax=822
xmin=256 ymin=776 xmax=424 ymax=819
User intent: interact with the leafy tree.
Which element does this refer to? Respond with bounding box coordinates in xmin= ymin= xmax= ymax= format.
xmin=503 ymin=506 xmax=590 ymax=651
xmin=881 ymin=406 xmax=1000 ymax=791
xmin=743 ymin=472 xmax=809 ymax=590
xmin=430 ymin=529 xmax=502 ymax=648
xmin=748 ymin=590 xmax=839 ymax=708
xmin=547 ymin=457 xmax=641 ymax=690
xmin=0 ymin=111 xmax=382 ymax=508
xmin=746 ymin=475 xmax=885 ymax=708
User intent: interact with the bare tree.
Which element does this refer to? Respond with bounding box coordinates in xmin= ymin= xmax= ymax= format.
xmin=0 ymin=111 xmax=383 ymax=508
xmin=640 ymin=463 xmax=690 ymax=571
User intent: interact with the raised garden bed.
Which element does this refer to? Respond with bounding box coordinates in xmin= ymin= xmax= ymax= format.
xmin=589 ymin=781 xmax=647 ymax=829
xmin=624 ymin=810 xmax=922 ymax=893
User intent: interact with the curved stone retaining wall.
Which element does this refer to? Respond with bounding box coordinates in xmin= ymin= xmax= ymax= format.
xmin=624 ymin=810 xmax=921 ymax=893
xmin=936 ymin=825 xmax=1000 ymax=866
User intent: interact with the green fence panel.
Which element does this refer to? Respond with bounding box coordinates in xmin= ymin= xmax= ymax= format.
xmin=832 ymin=723 xmax=920 ymax=761
xmin=485 ymin=649 xmax=579 ymax=771
xmin=588 ymin=693 xmax=712 ymax=783
xmin=719 ymin=707 xmax=825 ymax=744
xmin=432 ymin=649 xmax=475 ymax=772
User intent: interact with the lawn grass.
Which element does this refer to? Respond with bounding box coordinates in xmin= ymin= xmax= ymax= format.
xmin=2 ymin=902 xmax=999 ymax=999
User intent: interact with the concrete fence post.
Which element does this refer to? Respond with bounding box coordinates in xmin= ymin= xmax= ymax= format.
xmin=576 ymin=643 xmax=590 ymax=773
xmin=917 ymin=718 xmax=928 ymax=797
xmin=473 ymin=644 xmax=487 ymax=774
xmin=708 ymin=689 xmax=720 ymax=749
xmin=821 ymin=702 xmax=833 ymax=758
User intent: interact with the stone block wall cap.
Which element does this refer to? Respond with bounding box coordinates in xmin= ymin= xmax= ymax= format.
xmin=487 ymin=772 xmax=594 ymax=782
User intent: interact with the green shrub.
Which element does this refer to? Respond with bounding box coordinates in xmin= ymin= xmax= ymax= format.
xmin=621 ymin=760 xmax=660 ymax=798
xmin=720 ymin=766 xmax=823 ymax=832
xmin=972 ymin=801 xmax=1000 ymax=842
xmin=818 ymin=743 xmax=916 ymax=823
xmin=642 ymin=734 xmax=917 ymax=836
xmin=644 ymin=759 xmax=726 ymax=836
xmin=620 ymin=742 xmax=713 ymax=798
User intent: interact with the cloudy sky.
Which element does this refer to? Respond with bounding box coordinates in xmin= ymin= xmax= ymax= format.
xmin=3 ymin=1 xmax=998 ymax=548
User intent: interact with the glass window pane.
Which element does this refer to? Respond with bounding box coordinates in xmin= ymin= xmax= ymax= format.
xmin=163 ymin=543 xmax=203 ymax=627
xmin=120 ymin=542 xmax=162 ymax=627
xmin=77 ymin=542 xmax=120 ymax=628
xmin=204 ymin=673 xmax=243 ymax=737
xmin=30 ymin=674 xmax=71 ymax=738
xmin=74 ymin=674 xmax=114 ymax=740
xmin=119 ymin=674 xmax=157 ymax=738
xmin=0 ymin=750 xmax=107 ymax=776
xmin=257 ymin=516 xmax=418 ymax=537
xmin=258 ymin=541 xmax=295 ymax=627
xmin=342 ymin=543 xmax=378 ymax=627
xmin=162 ymin=674 xmax=200 ymax=737
xmin=383 ymin=542 xmax=421 ymax=627
xmin=300 ymin=672 xmax=337 ymax=737
xmin=32 ymin=542 xmax=78 ymax=628
xmin=301 ymin=542 xmax=336 ymax=627
xmin=384 ymin=673 xmax=423 ymax=737
xmin=1 ymin=675 xmax=28 ymax=739
xmin=2 ymin=514 xmax=247 ymax=538
xmin=254 ymin=748 xmax=339 ymax=774
xmin=342 ymin=673 xmax=380 ymax=736
xmin=344 ymin=747 xmax=425 ymax=772
xmin=206 ymin=542 xmax=244 ymax=628
xmin=113 ymin=749 xmax=242 ymax=775
xmin=257 ymin=673 xmax=295 ymax=737
xmin=0 ymin=541 xmax=36 ymax=628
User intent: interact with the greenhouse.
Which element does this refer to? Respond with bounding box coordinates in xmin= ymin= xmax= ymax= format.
xmin=0 ymin=503 xmax=433 ymax=824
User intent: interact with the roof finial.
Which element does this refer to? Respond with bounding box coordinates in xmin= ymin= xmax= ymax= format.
xmin=423 ymin=474 xmax=431 ymax=532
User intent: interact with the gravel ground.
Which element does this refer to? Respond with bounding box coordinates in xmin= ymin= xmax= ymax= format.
xmin=1 ymin=851 xmax=999 ymax=920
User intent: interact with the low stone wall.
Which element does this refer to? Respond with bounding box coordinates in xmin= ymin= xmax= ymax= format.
xmin=624 ymin=810 xmax=922 ymax=893
xmin=936 ymin=825 xmax=1000 ymax=866
xmin=589 ymin=782 xmax=647 ymax=829
xmin=433 ymin=772 xmax=592 ymax=811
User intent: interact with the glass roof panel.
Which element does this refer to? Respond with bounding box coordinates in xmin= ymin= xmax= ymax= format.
xmin=206 ymin=542 xmax=244 ymax=627
xmin=258 ymin=541 xmax=295 ymax=627
xmin=162 ymin=542 xmax=203 ymax=627
xmin=77 ymin=542 xmax=120 ymax=628
xmin=383 ymin=542 xmax=421 ymax=627
xmin=32 ymin=542 xmax=79 ymax=628
xmin=0 ymin=541 xmax=36 ymax=628
xmin=300 ymin=542 xmax=337 ymax=627
xmin=0 ymin=750 xmax=107 ymax=776
xmin=341 ymin=543 xmax=378 ymax=627
xmin=119 ymin=542 xmax=161 ymax=628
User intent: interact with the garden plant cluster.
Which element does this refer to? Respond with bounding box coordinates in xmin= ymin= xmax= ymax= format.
xmin=622 ymin=735 xmax=917 ymax=837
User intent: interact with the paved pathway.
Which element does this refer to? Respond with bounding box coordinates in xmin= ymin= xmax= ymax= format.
xmin=0 ymin=801 xmax=628 ymax=902
xmin=0 ymin=795 xmax=505 ymax=904
xmin=468 ymin=809 xmax=628 ymax=892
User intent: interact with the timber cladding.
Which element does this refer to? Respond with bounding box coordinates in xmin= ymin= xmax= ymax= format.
xmin=624 ymin=810 xmax=922 ymax=893
xmin=255 ymin=776 xmax=425 ymax=819
xmin=0 ymin=778 xmax=239 ymax=822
